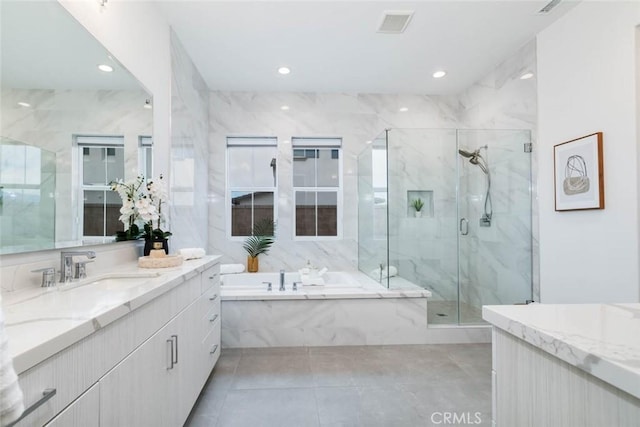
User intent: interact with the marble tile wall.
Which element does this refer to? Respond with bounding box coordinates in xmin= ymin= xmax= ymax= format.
xmin=0 ymin=88 xmax=152 ymax=244
xmin=208 ymin=92 xmax=459 ymax=272
xmin=169 ymin=31 xmax=210 ymax=252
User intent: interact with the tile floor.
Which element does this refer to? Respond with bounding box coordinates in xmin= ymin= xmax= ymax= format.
xmin=186 ymin=344 xmax=492 ymax=427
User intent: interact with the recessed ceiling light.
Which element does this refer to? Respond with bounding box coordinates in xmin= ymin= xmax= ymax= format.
xmin=17 ymin=102 xmax=31 ymax=108
xmin=520 ymin=72 xmax=534 ymax=80
xmin=366 ymin=140 xmax=372 ymax=144
xmin=433 ymin=70 xmax=446 ymax=79
xmin=280 ymin=105 xmax=290 ymax=111
xmin=277 ymin=67 xmax=291 ymax=75
xmin=399 ymin=107 xmax=409 ymax=112
xmin=143 ymin=99 xmax=152 ymax=109
xmin=98 ymin=64 xmax=113 ymax=72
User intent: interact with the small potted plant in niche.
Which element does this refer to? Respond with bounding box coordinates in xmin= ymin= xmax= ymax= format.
xmin=243 ymin=218 xmax=275 ymax=273
xmin=412 ymin=198 xmax=425 ymax=218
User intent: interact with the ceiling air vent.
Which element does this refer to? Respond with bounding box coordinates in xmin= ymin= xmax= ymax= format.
xmin=538 ymin=0 xmax=562 ymax=14
xmin=377 ymin=11 xmax=413 ymax=34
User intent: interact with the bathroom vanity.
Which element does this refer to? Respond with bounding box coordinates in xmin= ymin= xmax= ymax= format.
xmin=483 ymin=303 xmax=640 ymax=427
xmin=3 ymin=255 xmax=221 ymax=427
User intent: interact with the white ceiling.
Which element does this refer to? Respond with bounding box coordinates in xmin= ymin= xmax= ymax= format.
xmin=1 ymin=0 xmax=144 ymax=91
xmin=159 ymin=0 xmax=578 ymax=95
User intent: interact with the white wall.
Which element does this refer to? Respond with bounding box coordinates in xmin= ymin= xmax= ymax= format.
xmin=537 ymin=1 xmax=640 ymax=303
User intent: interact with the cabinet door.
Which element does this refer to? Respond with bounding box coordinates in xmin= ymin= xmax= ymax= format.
xmin=99 ymin=319 xmax=175 ymax=426
xmin=44 ymin=383 xmax=99 ymax=427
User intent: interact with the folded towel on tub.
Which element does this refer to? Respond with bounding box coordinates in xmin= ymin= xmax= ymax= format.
xmin=221 ymin=264 xmax=245 ymax=274
xmin=0 ymin=293 xmax=24 ymax=426
xmin=178 ymin=248 xmax=206 ymax=260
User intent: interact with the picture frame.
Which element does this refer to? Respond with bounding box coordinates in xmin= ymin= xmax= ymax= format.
xmin=554 ymin=132 xmax=604 ymax=211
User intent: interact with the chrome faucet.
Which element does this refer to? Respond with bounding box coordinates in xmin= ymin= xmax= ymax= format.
xmin=279 ymin=269 xmax=285 ymax=291
xmin=60 ymin=251 xmax=96 ymax=283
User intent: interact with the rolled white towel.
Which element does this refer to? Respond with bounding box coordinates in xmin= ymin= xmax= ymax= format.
xmin=0 ymin=294 xmax=24 ymax=426
xmin=220 ymin=263 xmax=245 ymax=275
xmin=178 ymin=248 xmax=206 ymax=260
xmin=369 ymin=266 xmax=398 ymax=280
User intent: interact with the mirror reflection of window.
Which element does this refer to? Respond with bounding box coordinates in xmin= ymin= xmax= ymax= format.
xmin=292 ymin=137 xmax=342 ymax=238
xmin=76 ymin=135 xmax=125 ymax=238
xmin=227 ymin=137 xmax=277 ymax=237
xmin=139 ymin=136 xmax=153 ymax=179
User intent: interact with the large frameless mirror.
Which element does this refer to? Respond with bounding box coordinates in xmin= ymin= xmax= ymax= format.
xmin=0 ymin=0 xmax=153 ymax=255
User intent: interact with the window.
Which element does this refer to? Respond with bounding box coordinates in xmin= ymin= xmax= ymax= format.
xmin=227 ymin=137 xmax=277 ymax=237
xmin=75 ymin=135 xmax=124 ymax=238
xmin=139 ymin=136 xmax=153 ymax=179
xmin=292 ymin=137 xmax=342 ymax=238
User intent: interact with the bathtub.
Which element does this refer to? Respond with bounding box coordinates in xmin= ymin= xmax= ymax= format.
xmin=219 ymin=270 xmax=461 ymax=348
xmin=220 ymin=270 xmax=431 ymax=300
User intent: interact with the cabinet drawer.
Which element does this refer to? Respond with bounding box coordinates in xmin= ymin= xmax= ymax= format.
xmin=44 ymin=383 xmax=99 ymax=427
xmin=202 ymin=318 xmax=221 ymax=371
xmin=201 ymin=264 xmax=220 ymax=293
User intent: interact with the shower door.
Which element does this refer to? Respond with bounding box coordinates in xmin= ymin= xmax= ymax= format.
xmin=456 ymin=130 xmax=532 ymax=324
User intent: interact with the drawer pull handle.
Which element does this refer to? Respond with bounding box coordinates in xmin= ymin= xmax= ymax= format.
xmin=210 ymin=344 xmax=219 ymax=354
xmin=171 ymin=334 xmax=179 ymax=365
xmin=167 ymin=339 xmax=174 ymax=369
xmin=209 ymin=294 xmax=218 ymax=301
xmin=210 ymin=314 xmax=219 ymax=323
xmin=209 ymin=273 xmax=218 ymax=280
xmin=6 ymin=388 xmax=57 ymax=427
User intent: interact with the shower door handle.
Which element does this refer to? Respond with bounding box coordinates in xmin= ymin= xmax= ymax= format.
xmin=460 ymin=218 xmax=469 ymax=236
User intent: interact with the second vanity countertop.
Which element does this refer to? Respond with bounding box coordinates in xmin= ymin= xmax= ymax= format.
xmin=483 ymin=303 xmax=640 ymax=400
xmin=2 ymin=255 xmax=220 ymax=375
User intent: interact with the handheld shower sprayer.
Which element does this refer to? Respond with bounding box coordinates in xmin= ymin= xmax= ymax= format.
xmin=458 ymin=145 xmax=492 ymax=226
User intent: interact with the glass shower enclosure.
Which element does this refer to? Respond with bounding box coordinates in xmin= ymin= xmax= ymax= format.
xmin=357 ymin=128 xmax=532 ymax=325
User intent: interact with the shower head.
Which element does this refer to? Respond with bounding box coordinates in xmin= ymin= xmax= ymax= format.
xmin=459 ymin=146 xmax=489 ymax=174
xmin=458 ymin=148 xmax=476 ymax=158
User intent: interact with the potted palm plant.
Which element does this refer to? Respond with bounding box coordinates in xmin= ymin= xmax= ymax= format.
xmin=243 ymin=218 xmax=275 ymax=273
xmin=412 ymin=198 xmax=425 ymax=218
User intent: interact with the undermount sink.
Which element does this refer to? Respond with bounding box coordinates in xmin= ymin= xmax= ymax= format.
xmin=61 ymin=272 xmax=163 ymax=292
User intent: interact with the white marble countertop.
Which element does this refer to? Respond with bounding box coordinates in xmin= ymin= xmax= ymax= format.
xmin=2 ymin=255 xmax=220 ymax=374
xmin=483 ymin=303 xmax=640 ymax=399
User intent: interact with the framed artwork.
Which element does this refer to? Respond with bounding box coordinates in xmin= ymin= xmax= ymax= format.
xmin=554 ymin=132 xmax=604 ymax=211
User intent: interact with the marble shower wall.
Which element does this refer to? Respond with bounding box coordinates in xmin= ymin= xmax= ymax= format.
xmin=0 ymin=88 xmax=152 ymax=243
xmin=458 ymin=40 xmax=539 ymax=303
xmin=208 ymin=92 xmax=458 ymax=271
xmin=169 ymin=31 xmax=210 ymax=251
xmin=386 ymin=129 xmax=459 ymax=301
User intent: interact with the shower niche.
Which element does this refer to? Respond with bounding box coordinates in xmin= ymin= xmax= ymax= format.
xmin=407 ymin=190 xmax=433 ymax=218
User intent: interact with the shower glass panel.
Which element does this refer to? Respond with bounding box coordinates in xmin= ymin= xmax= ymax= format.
xmin=357 ymin=132 xmax=389 ymax=288
xmin=456 ymin=130 xmax=532 ymax=324
xmin=357 ymin=128 xmax=532 ymax=325
xmin=386 ymin=129 xmax=459 ymax=320
xmin=0 ymin=137 xmax=56 ymax=252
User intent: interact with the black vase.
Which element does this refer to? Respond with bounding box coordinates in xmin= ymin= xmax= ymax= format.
xmin=143 ymin=237 xmax=169 ymax=256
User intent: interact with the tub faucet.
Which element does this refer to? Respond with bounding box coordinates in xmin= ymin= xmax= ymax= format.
xmin=279 ymin=269 xmax=285 ymax=291
xmin=60 ymin=250 xmax=96 ymax=283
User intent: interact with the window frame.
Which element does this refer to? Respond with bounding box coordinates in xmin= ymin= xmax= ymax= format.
xmin=74 ymin=135 xmax=125 ymax=240
xmin=291 ymin=137 xmax=343 ymax=241
xmin=138 ymin=135 xmax=153 ymax=179
xmin=226 ymin=136 xmax=278 ymax=240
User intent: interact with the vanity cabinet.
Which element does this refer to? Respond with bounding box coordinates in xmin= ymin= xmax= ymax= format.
xmin=44 ymin=384 xmax=99 ymax=427
xmin=12 ymin=259 xmax=220 ymax=427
